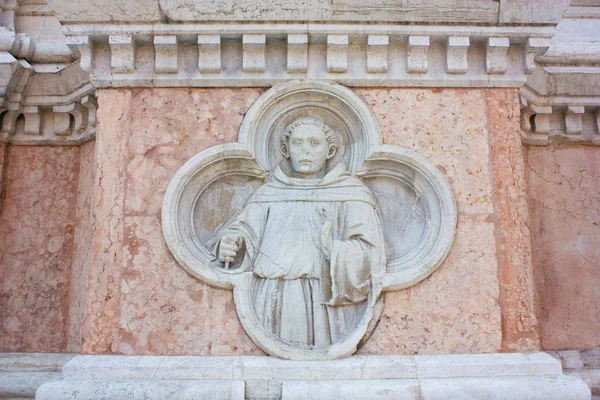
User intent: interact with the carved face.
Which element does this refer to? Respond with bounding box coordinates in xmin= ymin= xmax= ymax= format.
xmin=287 ymin=124 xmax=332 ymax=177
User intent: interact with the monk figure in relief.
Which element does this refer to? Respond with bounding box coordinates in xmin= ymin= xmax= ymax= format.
xmin=213 ymin=117 xmax=386 ymax=349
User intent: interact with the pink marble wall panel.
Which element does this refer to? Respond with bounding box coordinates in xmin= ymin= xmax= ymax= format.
xmin=83 ymin=87 xmax=541 ymax=356
xmin=0 ymin=146 xmax=80 ymax=352
xmin=85 ymin=88 xmax=265 ymax=355
xmin=359 ymin=215 xmax=501 ymax=354
xmin=357 ymin=89 xmax=502 ymax=354
xmin=67 ymin=141 xmax=96 ymax=352
xmin=80 ymin=90 xmax=133 ymax=354
xmin=0 ymin=144 xmax=7 ymax=215
xmin=485 ymin=89 xmax=540 ymax=352
xmin=525 ymin=146 xmax=600 ymax=350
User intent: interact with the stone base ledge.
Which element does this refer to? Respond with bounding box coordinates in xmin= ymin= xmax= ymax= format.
xmin=549 ymin=350 xmax=600 ymax=398
xmin=0 ymin=353 xmax=75 ymax=400
xmin=34 ymin=353 xmax=591 ymax=400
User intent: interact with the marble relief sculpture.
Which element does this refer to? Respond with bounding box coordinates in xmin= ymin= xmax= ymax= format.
xmin=162 ymin=80 xmax=457 ymax=360
xmin=212 ymin=117 xmax=386 ymax=349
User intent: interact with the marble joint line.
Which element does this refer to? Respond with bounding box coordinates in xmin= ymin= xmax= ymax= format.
xmin=520 ymin=85 xmax=600 ymax=146
xmin=62 ymin=23 xmax=554 ymax=88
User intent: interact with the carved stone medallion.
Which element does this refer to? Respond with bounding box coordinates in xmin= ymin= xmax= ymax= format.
xmin=162 ymin=80 xmax=457 ymax=360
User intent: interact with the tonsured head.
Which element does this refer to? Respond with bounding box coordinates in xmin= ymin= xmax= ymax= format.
xmin=280 ymin=117 xmax=338 ymax=177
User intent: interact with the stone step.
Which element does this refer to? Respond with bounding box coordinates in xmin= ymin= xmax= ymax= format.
xmin=0 ymin=353 xmax=74 ymax=372
xmin=283 ymin=376 xmax=589 ymax=400
xmin=34 ymin=353 xmax=592 ymax=400
xmin=36 ymin=376 xmax=591 ymax=400
xmin=61 ymin=353 xmax=562 ymax=381
xmin=0 ymin=353 xmax=74 ymax=399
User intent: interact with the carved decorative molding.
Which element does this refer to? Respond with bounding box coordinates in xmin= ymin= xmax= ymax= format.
xmin=63 ymin=23 xmax=553 ymax=88
xmin=0 ymin=80 xmax=96 ymax=145
xmin=0 ymin=0 xmax=89 ymax=144
xmin=520 ymin=85 xmax=600 ymax=146
xmin=518 ymin=4 xmax=600 ymax=146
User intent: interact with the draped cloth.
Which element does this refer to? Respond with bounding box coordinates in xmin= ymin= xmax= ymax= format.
xmin=216 ymin=163 xmax=386 ymax=349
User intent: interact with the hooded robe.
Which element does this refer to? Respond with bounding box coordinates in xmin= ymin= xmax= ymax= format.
xmin=216 ymin=162 xmax=386 ymax=349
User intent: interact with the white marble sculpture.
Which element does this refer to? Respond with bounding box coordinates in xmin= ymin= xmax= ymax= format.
xmin=212 ymin=117 xmax=386 ymax=349
xmin=162 ymin=80 xmax=457 ymax=360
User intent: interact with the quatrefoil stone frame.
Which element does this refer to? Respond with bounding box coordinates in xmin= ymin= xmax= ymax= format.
xmin=162 ymin=80 xmax=457 ymax=360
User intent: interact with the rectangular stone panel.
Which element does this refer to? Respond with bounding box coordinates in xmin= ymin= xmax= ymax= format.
xmin=68 ymin=141 xmax=96 ymax=353
xmin=146 ymin=0 xmax=499 ymax=23
xmin=0 ymin=146 xmax=80 ymax=352
xmin=62 ymin=353 xmax=560 ymax=380
xmin=48 ymin=0 xmax=163 ymax=22
xmin=525 ymin=146 xmax=600 ymax=350
xmin=77 ymin=87 xmax=535 ymax=357
xmin=282 ymin=379 xmax=421 ymax=400
xmin=85 ymin=88 xmax=265 ymax=356
xmin=356 ymin=89 xmax=502 ymax=355
xmin=37 ymin=379 xmax=245 ymax=400
xmin=332 ymin=0 xmax=499 ymax=23
xmin=485 ymin=89 xmax=539 ymax=352
xmin=499 ymin=0 xmax=570 ymax=24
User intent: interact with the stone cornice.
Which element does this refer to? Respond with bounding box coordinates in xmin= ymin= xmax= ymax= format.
xmin=1 ymin=7 xmax=599 ymax=147
xmin=520 ymin=85 xmax=600 ymax=146
xmin=63 ymin=23 xmax=553 ymax=89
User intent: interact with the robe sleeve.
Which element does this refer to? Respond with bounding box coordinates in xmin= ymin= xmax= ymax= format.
xmin=210 ymin=201 xmax=268 ymax=272
xmin=324 ymin=201 xmax=386 ymax=306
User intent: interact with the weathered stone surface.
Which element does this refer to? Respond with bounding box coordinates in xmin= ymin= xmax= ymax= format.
xmin=157 ymin=0 xmax=499 ymax=22
xmin=67 ymin=141 xmax=96 ymax=353
xmin=45 ymin=0 xmax=508 ymax=23
xmin=283 ymin=379 xmax=422 ymax=399
xmin=335 ymin=0 xmax=499 ymax=23
xmin=284 ymin=376 xmax=590 ymax=400
xmin=485 ymin=89 xmax=540 ymax=352
xmin=0 ymin=146 xmax=79 ymax=352
xmin=35 ymin=353 xmax=591 ymax=400
xmin=357 ymin=89 xmax=494 ymax=216
xmin=47 ymin=0 xmax=163 ymax=22
xmin=84 ymin=88 xmax=265 ymax=355
xmin=37 ymin=379 xmax=246 ymax=400
xmin=359 ymin=215 xmax=501 ymax=355
xmin=550 ymin=349 xmax=600 ymax=397
xmin=161 ymin=0 xmax=330 ymax=21
xmin=0 ymin=353 xmax=74 ymax=399
xmin=540 ymin=18 xmax=600 ymax=65
xmin=499 ymin=0 xmax=570 ymax=24
xmin=0 ymin=144 xmax=7 ymax=214
xmin=525 ymin=146 xmax=600 ymax=350
xmin=418 ymin=376 xmax=590 ymax=400
xmin=80 ymin=90 xmax=130 ymax=354
xmin=54 ymin=353 xmax=566 ymax=381
xmin=61 ymin=23 xmax=550 ymax=89
xmin=47 ymin=0 xmax=578 ymax=25
xmin=357 ymin=89 xmax=501 ymax=355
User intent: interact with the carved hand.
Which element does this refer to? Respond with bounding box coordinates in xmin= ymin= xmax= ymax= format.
xmin=219 ymin=235 xmax=244 ymax=268
xmin=310 ymin=208 xmax=333 ymax=259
